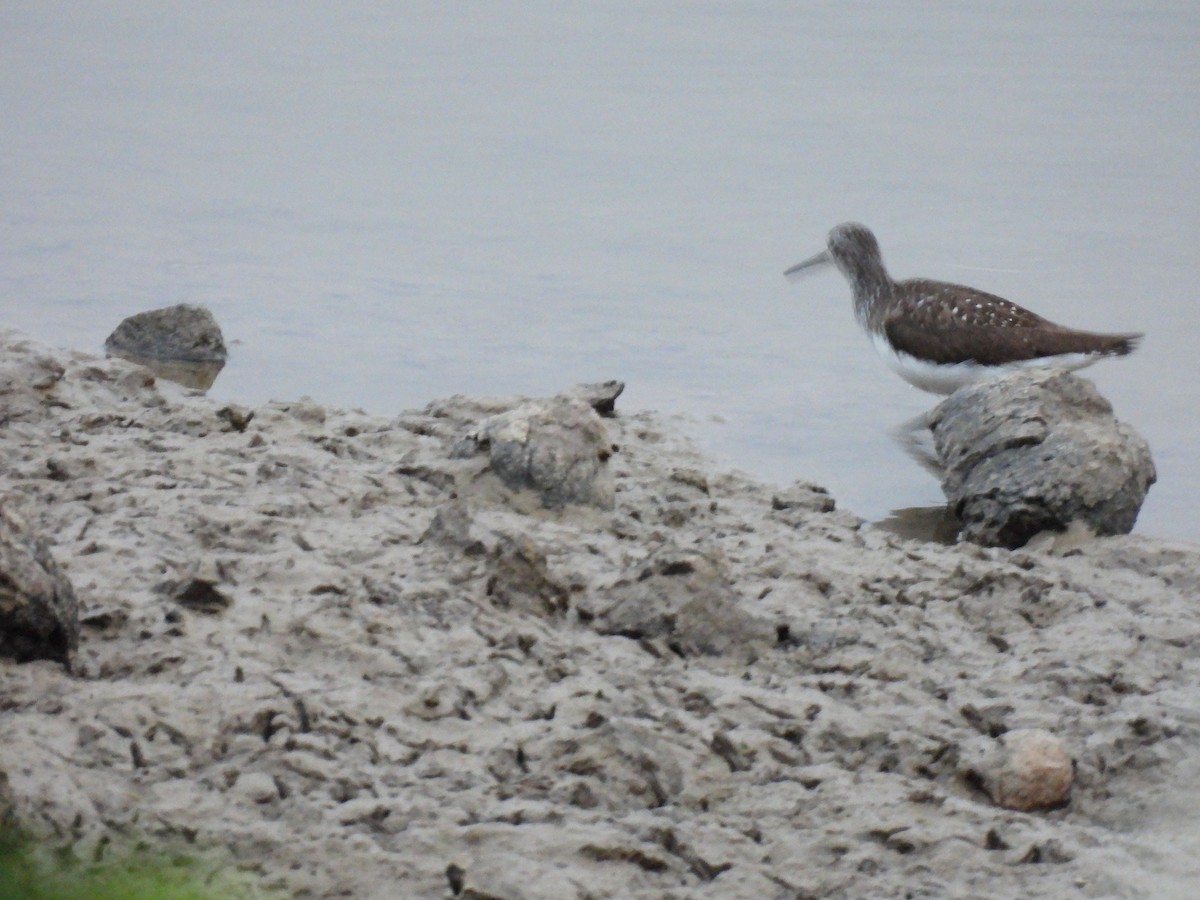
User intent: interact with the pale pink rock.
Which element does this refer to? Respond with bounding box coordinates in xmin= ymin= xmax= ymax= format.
xmin=962 ymin=728 xmax=1073 ymax=811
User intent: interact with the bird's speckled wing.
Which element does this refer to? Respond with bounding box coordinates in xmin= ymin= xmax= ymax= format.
xmin=883 ymin=280 xmax=1140 ymax=365
xmin=889 ymin=279 xmax=1056 ymax=329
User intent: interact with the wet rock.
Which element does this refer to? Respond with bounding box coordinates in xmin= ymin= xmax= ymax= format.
xmin=106 ymin=304 xmax=227 ymax=363
xmin=0 ymin=504 xmax=79 ymax=667
xmin=463 ymin=398 xmax=616 ymax=509
xmin=930 ymin=370 xmax=1155 ymax=548
xmin=105 ymin=304 xmax=227 ymax=389
xmin=595 ymin=546 xmax=775 ymax=659
xmin=960 ymin=728 xmax=1073 ymax=811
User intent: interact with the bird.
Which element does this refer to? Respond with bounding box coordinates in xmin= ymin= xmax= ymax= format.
xmin=784 ymin=223 xmax=1142 ymax=395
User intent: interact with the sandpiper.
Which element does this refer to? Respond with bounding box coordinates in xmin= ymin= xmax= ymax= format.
xmin=785 ymin=223 xmax=1142 ymax=394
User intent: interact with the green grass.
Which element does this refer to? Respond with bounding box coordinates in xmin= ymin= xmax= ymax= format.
xmin=0 ymin=831 xmax=252 ymax=900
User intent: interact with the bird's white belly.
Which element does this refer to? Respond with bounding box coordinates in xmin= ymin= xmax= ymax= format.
xmin=868 ymin=333 xmax=1098 ymax=395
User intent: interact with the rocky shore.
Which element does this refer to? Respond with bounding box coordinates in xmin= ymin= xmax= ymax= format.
xmin=2 ymin=328 xmax=1198 ymax=898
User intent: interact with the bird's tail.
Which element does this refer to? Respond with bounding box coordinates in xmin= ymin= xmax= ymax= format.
xmin=1102 ymin=332 xmax=1143 ymax=357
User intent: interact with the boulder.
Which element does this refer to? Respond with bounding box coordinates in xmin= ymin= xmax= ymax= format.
xmin=0 ymin=504 xmax=79 ymax=667
xmin=105 ymin=304 xmax=226 ymax=389
xmin=929 ymin=370 xmax=1155 ymax=548
xmin=105 ymin=303 xmax=226 ymax=362
xmin=459 ymin=398 xmax=616 ymax=509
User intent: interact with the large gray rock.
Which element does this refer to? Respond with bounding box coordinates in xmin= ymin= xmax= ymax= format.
xmin=459 ymin=397 xmax=616 ymax=509
xmin=0 ymin=504 xmax=79 ymax=667
xmin=105 ymin=303 xmax=227 ymax=362
xmin=105 ymin=304 xmax=226 ymax=389
xmin=930 ymin=369 xmax=1155 ymax=548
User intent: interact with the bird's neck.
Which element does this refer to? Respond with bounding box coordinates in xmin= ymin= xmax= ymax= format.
xmin=840 ymin=263 xmax=893 ymax=334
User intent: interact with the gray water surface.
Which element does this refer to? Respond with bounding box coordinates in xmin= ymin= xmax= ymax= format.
xmin=3 ymin=3 xmax=1197 ymax=540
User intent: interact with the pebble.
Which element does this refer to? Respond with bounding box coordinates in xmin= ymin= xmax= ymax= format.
xmin=961 ymin=728 xmax=1073 ymax=811
xmin=235 ymin=772 xmax=279 ymax=804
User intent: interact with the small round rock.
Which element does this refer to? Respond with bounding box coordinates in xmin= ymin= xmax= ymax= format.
xmin=961 ymin=728 xmax=1073 ymax=811
xmin=235 ymin=772 xmax=279 ymax=804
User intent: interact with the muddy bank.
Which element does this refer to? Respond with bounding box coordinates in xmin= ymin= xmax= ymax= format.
xmin=1 ymin=330 xmax=1198 ymax=898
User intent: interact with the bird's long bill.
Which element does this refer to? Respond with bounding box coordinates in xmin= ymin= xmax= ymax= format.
xmin=783 ymin=249 xmax=832 ymax=282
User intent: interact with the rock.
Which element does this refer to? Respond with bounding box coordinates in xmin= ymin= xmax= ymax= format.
xmin=556 ymin=380 xmax=625 ymax=417
xmin=18 ymin=354 xmax=65 ymax=391
xmin=163 ymin=575 xmax=233 ymax=614
xmin=595 ymin=546 xmax=775 ymax=659
xmin=445 ymin=863 xmax=466 ymax=896
xmin=771 ymin=481 xmax=836 ymax=514
xmin=105 ymin=304 xmax=227 ymax=389
xmin=0 ymin=344 xmax=69 ymax=423
xmin=930 ymin=369 xmax=1155 ymax=548
xmin=960 ymin=728 xmax=1073 ymax=811
xmin=235 ymin=772 xmax=280 ymax=804
xmin=0 ymin=504 xmax=79 ymax=667
xmin=423 ymin=500 xmax=490 ymax=557
xmin=485 ymin=534 xmax=569 ymax=617
xmin=463 ymin=398 xmax=616 ymax=509
xmin=1015 ymin=838 xmax=1075 ymax=865
xmin=106 ymin=304 xmax=227 ymax=363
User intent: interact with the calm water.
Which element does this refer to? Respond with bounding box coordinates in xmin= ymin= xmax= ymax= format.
xmin=3 ymin=3 xmax=1198 ymax=541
